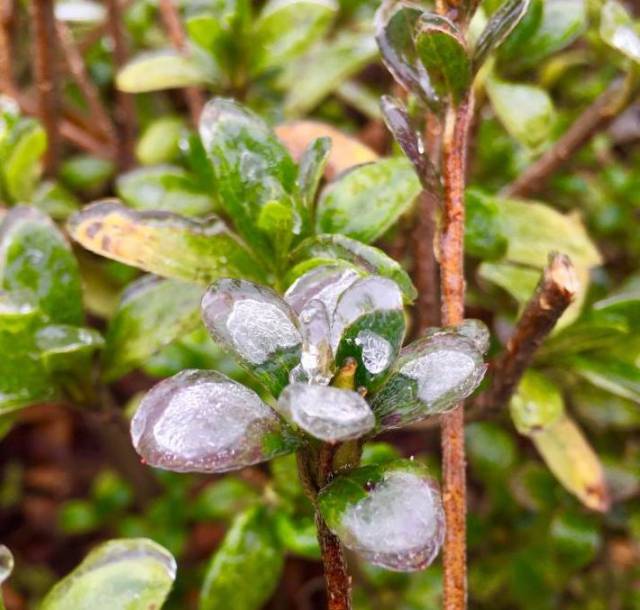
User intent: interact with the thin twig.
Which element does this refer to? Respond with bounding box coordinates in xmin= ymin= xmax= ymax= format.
xmin=56 ymin=20 xmax=117 ymax=149
xmin=469 ymin=253 xmax=577 ymax=418
xmin=503 ymin=75 xmax=639 ymax=198
xmin=30 ymin=0 xmax=60 ymax=172
xmin=439 ymin=95 xmax=474 ymax=610
xmin=0 ymin=0 xmax=15 ymax=96
xmin=316 ymin=515 xmax=352 ymax=610
xmin=106 ymin=0 xmax=136 ymax=168
xmin=158 ymin=0 xmax=204 ymax=125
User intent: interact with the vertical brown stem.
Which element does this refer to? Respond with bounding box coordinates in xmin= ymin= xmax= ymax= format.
xmin=439 ymin=96 xmax=473 ymax=610
xmin=106 ymin=0 xmax=136 ymax=168
xmin=316 ymin=515 xmax=352 ymax=610
xmin=0 ymin=0 xmax=15 ymax=96
xmin=30 ymin=0 xmax=60 ymax=172
xmin=158 ymin=0 xmax=204 ymax=125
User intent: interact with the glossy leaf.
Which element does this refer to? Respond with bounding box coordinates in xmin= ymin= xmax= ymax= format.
xmin=600 ymin=0 xmax=640 ymax=64
xmin=199 ymin=507 xmax=284 ymax=610
xmin=316 ymin=158 xmax=421 ymax=244
xmin=274 ymin=512 xmax=320 ymax=559
xmin=32 ymin=180 xmax=80 ymax=221
xmin=36 ymin=324 xmax=103 ymax=373
xmin=374 ymin=1 xmax=436 ymax=103
xmin=116 ymin=50 xmax=212 ymax=92
xmin=318 ymin=460 xmax=444 ymax=571
xmin=297 ymin=136 xmax=331 ymax=211
xmin=135 ymin=116 xmax=185 ymax=166
xmin=277 ymin=383 xmax=375 ymax=442
xmin=569 ymin=356 xmax=640 ymax=403
xmin=416 ymin=13 xmax=471 ymax=103
xmin=0 ymin=544 xmax=13 ymax=584
xmin=478 ymin=261 xmax=540 ymax=303
xmin=201 ymin=279 xmax=302 ymax=396
xmin=486 ymin=76 xmax=555 ymax=149
xmin=465 ymin=189 xmax=508 ymax=259
xmin=292 ymin=298 xmax=334 ymax=385
xmin=40 ymin=538 xmax=176 ymax=610
xmin=290 ymin=234 xmax=417 ymax=304
xmin=509 ymin=370 xmax=564 ymax=435
xmin=103 ymin=276 xmax=203 ymax=380
xmin=473 ymin=0 xmax=531 ymax=69
xmin=252 ymin=0 xmax=338 ymax=72
xmin=131 ymin=370 xmax=295 ymax=473
xmin=116 ymin=166 xmax=215 ymax=216
xmin=199 ymin=98 xmax=301 ymax=257
xmin=372 ymin=322 xmax=488 ymax=429
xmin=529 ymin=414 xmax=610 ymax=512
xmin=68 ymin=200 xmax=265 ymax=284
xmin=0 ymin=206 xmax=83 ymax=325
xmin=60 ymin=154 xmax=114 ymax=194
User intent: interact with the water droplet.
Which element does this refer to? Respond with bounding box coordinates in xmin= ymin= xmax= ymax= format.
xmin=339 ymin=469 xmax=444 ymax=571
xmin=298 ymin=299 xmax=334 ymax=385
xmin=277 ymin=383 xmax=375 ymax=442
xmin=131 ymin=370 xmax=292 ymax=473
xmin=355 ymin=329 xmax=392 ymax=374
xmin=0 ymin=545 xmax=14 ymax=584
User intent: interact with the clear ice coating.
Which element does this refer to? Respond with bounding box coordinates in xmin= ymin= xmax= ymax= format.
xmin=284 ymin=264 xmax=361 ymax=318
xmin=201 ymin=279 xmax=302 ymax=366
xmin=331 ymin=275 xmax=403 ymax=351
xmin=297 ymin=299 xmax=334 ymax=385
xmin=131 ymin=370 xmax=292 ymax=473
xmin=277 ymin=383 xmax=375 ymax=442
xmin=339 ymin=470 xmax=444 ymax=571
xmin=0 ymin=544 xmax=13 ymax=583
xmin=355 ymin=329 xmax=393 ymax=374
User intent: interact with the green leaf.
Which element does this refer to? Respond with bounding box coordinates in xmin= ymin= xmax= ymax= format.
xmin=466 ymin=422 xmax=518 ymax=481
xmin=116 ymin=50 xmax=212 ymax=92
xmin=600 ymin=0 xmax=640 ymax=64
xmin=317 ymin=459 xmax=444 ymax=571
xmin=550 ymin=511 xmax=600 ymax=570
xmin=199 ymin=98 xmax=301 ymax=258
xmin=136 ymin=116 xmax=186 ymax=166
xmin=60 ymin=155 xmax=115 ymax=193
xmin=36 ymin=324 xmax=103 ymax=374
xmin=40 ymin=538 xmax=176 ymax=610
xmin=486 ymin=76 xmax=555 ymax=149
xmin=282 ymin=31 xmax=378 ymax=117
xmin=473 ymin=0 xmax=532 ymax=69
xmin=316 ymin=158 xmax=421 ymax=244
xmin=478 ymin=261 xmax=542 ymax=303
xmin=510 ymin=370 xmax=564 ymax=435
xmin=103 ymin=276 xmax=203 ymax=381
xmin=0 ymin=206 xmax=83 ymax=325
xmin=465 ymin=189 xmax=508 ymax=259
xmin=573 ymin=385 xmax=640 ymax=430
xmin=199 ymin=507 xmax=284 ymax=610
xmin=569 ymin=356 xmax=640 ymax=403
xmin=116 ymin=166 xmax=215 ymax=216
xmin=32 ymin=180 xmax=80 ymax=221
xmin=191 ymin=478 xmax=260 ymax=522
xmin=415 ymin=13 xmax=471 ymax=103
xmin=297 ymin=136 xmax=331 ymax=211
xmin=252 ymin=0 xmax=338 ymax=73
xmin=274 ymin=512 xmax=320 ymax=559
xmin=1 ymin=119 xmax=46 ymax=203
xmin=497 ymin=0 xmax=543 ymax=62
xmin=68 ymin=200 xmax=266 ymax=284
xmin=290 ymin=234 xmax=417 ymax=303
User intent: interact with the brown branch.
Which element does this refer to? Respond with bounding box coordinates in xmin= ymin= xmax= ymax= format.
xmin=158 ymin=0 xmax=204 ymax=125
xmin=439 ymin=95 xmax=474 ymax=610
xmin=56 ymin=20 xmax=117 ymax=149
xmin=469 ymin=253 xmax=577 ymax=419
xmin=316 ymin=515 xmax=352 ymax=610
xmin=0 ymin=0 xmax=15 ymax=96
xmin=106 ymin=0 xmax=136 ymax=168
xmin=503 ymin=75 xmax=639 ymax=198
xmin=30 ymin=0 xmax=60 ymax=172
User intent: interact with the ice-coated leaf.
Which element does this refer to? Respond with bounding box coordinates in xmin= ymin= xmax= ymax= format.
xmin=103 ymin=276 xmax=203 ymax=381
xmin=275 ymin=120 xmax=378 ymax=180
xmin=55 ymin=0 xmax=106 ymax=22
xmin=40 ymin=538 xmax=176 ymax=610
xmin=199 ymin=98 xmax=302 ymax=257
xmin=68 ymin=200 xmax=265 ymax=284
xmin=290 ymin=234 xmax=417 ymax=304
xmin=0 ymin=544 xmax=13 ymax=584
xmin=332 ymin=276 xmax=405 ymax=390
xmin=316 ymin=158 xmax=421 ymax=244
xmin=199 ymin=507 xmax=284 ymax=610
xmin=600 ymin=0 xmax=640 ymax=64
xmin=131 ymin=369 xmax=295 ymax=473
xmin=0 ymin=206 xmax=83 ymax=325
xmin=510 ymin=370 xmax=564 ymax=435
xmin=529 ymin=414 xmax=610 ymax=512
xmin=282 ymin=31 xmax=378 ymax=116
xmin=372 ymin=323 xmax=488 ymax=429
xmin=116 ymin=50 xmax=212 ymax=92
xmin=297 ymin=136 xmax=331 ymax=211
xmin=252 ymin=0 xmax=338 ymax=73
xmin=36 ymin=324 xmax=103 ymax=378
xmin=116 ymin=166 xmax=214 ymax=217
xmin=415 ymin=13 xmax=471 ymax=103
xmin=293 ymin=299 xmax=334 ymax=385
xmin=374 ymin=1 xmax=437 ymax=103
xmin=201 ymin=279 xmax=302 ymax=395
xmin=277 ymin=383 xmax=374 ymax=442
xmin=473 ymin=0 xmax=532 ymax=69
xmin=318 ymin=460 xmax=444 ymax=571
xmin=486 ymin=76 xmax=555 ymax=149
xmin=135 ymin=116 xmax=185 ymax=166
